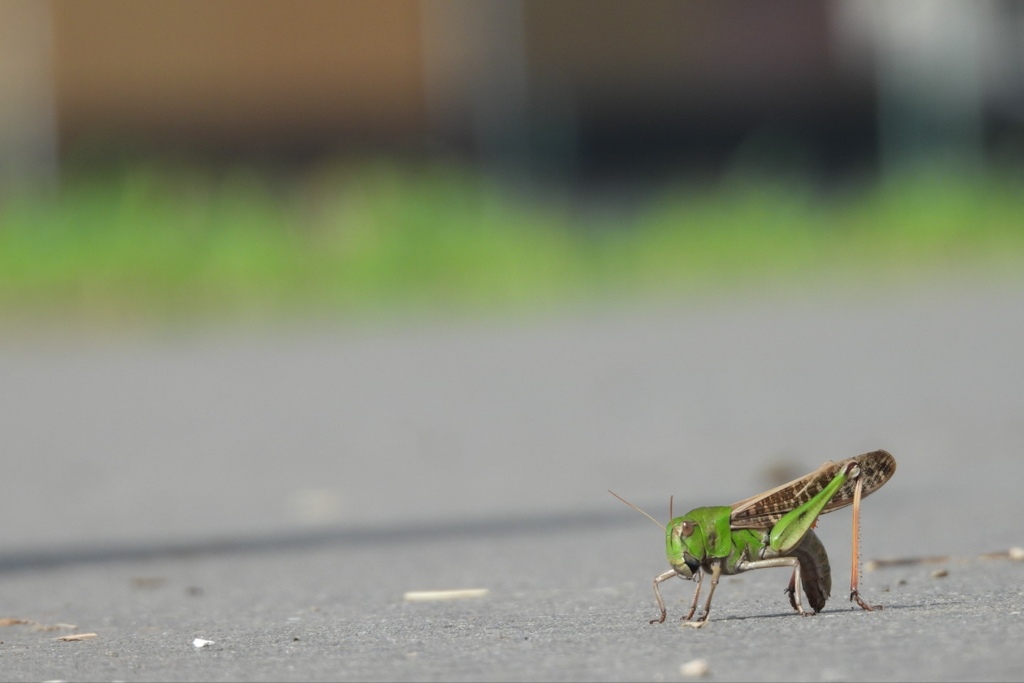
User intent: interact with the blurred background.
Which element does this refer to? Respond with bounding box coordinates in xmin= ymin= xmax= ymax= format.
xmin=2 ymin=0 xmax=1024 ymax=325
xmin=1 ymin=0 xmax=1024 ymax=559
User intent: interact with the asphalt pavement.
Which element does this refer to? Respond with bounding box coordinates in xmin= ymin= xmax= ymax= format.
xmin=1 ymin=278 xmax=1023 ymax=681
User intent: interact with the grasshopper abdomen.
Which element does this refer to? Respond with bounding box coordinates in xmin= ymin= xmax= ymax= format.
xmin=790 ymin=530 xmax=831 ymax=613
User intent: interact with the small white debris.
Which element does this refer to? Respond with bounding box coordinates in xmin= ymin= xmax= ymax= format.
xmin=192 ymin=638 xmax=215 ymax=648
xmin=930 ymin=568 xmax=949 ymax=578
xmin=1009 ymin=547 xmax=1024 ymax=561
xmin=403 ymin=588 xmax=489 ymax=602
xmin=55 ymin=633 xmax=97 ymax=642
xmin=680 ymin=658 xmax=710 ymax=677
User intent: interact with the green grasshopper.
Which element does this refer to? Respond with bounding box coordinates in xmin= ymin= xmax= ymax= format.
xmin=611 ymin=449 xmax=896 ymax=627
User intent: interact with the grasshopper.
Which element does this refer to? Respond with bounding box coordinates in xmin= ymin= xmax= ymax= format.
xmin=611 ymin=449 xmax=896 ymax=627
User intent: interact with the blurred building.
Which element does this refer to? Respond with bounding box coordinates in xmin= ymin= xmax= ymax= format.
xmin=2 ymin=0 xmax=1024 ymax=185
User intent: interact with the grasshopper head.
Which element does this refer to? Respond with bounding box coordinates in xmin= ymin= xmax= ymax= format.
xmin=666 ymin=516 xmax=703 ymax=579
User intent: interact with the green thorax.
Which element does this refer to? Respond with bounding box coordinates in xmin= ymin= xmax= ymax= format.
xmin=666 ymin=506 xmax=765 ymax=576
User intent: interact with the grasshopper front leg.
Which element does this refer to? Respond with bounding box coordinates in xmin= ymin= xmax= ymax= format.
xmin=684 ymin=569 xmax=704 ymax=621
xmin=651 ymin=567 xmax=704 ymax=624
xmin=682 ymin=561 xmax=722 ymax=628
xmin=651 ymin=569 xmax=676 ymax=624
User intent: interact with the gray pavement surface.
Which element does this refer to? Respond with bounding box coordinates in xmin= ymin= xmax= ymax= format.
xmin=2 ymin=279 xmax=1023 ymax=681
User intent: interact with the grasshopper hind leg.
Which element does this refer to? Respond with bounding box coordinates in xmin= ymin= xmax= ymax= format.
xmin=848 ymin=461 xmax=883 ymax=611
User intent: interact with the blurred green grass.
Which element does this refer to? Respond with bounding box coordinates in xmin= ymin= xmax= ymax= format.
xmin=2 ymin=160 xmax=1023 ymax=326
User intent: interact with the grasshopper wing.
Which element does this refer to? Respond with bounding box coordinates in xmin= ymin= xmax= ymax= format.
xmin=729 ymin=449 xmax=896 ymax=530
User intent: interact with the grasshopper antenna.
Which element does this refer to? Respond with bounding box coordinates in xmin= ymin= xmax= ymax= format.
xmin=608 ymin=490 xmax=665 ymax=530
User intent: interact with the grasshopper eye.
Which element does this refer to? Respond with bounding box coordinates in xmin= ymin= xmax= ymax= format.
xmin=680 ymin=520 xmax=695 ymax=537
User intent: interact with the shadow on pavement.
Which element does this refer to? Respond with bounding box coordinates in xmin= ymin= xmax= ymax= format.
xmin=0 ymin=507 xmax=637 ymax=574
